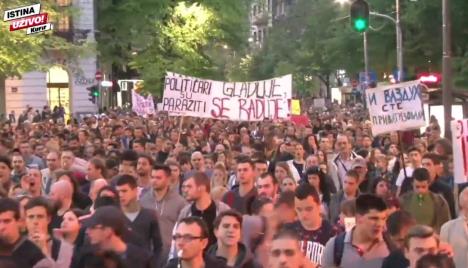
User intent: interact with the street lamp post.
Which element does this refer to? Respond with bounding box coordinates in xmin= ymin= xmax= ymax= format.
xmin=442 ymin=0 xmax=452 ymax=138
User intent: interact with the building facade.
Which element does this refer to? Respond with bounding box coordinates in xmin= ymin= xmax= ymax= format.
xmin=2 ymin=0 xmax=98 ymax=119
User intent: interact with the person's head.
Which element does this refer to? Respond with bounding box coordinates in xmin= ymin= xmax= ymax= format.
xmin=61 ymin=150 xmax=75 ymax=170
xmin=87 ymin=158 xmax=106 ymax=180
xmin=46 ymin=151 xmax=60 ymax=171
xmin=21 ymin=168 xmax=42 ymax=196
xmin=352 ymin=157 xmax=368 ymax=178
xmin=213 ymin=210 xmax=242 ymax=248
xmin=280 ymin=177 xmax=297 ymax=193
xmin=407 ymin=147 xmax=422 ymax=166
xmin=254 ymin=159 xmax=268 ymax=178
xmin=294 ymin=183 xmax=321 ymax=229
xmin=355 ymin=194 xmax=387 ymax=240
xmin=371 ymin=178 xmax=391 ymax=199
xmin=305 ymin=154 xmax=320 ymax=169
xmin=0 ymin=198 xmax=21 ymax=244
xmin=166 ymin=160 xmax=181 ymax=183
xmin=361 ymin=134 xmax=372 ymax=149
xmin=386 ymin=210 xmax=416 ymax=249
xmin=236 ymin=156 xmax=255 ymax=186
xmin=211 ymin=164 xmax=227 ymax=188
xmin=375 ymin=155 xmax=388 ymax=171
xmin=182 ymin=172 xmax=210 ymax=202
xmin=137 ymin=154 xmax=153 ymax=177
xmin=11 ymin=154 xmax=25 ymax=172
xmin=61 ymin=209 xmax=85 ymax=237
xmin=459 ymin=187 xmax=468 ymax=216
xmin=293 ymin=143 xmax=305 ymax=160
xmin=190 ymin=151 xmax=205 ymax=171
xmin=404 ymin=225 xmax=439 ymax=268
xmin=274 ymin=162 xmax=291 ymax=182
xmin=256 ymin=173 xmax=278 ymax=200
xmin=336 ymin=134 xmax=351 ymax=154
xmin=115 ymin=175 xmax=138 ymax=207
xmin=86 ymin=206 xmax=127 ymax=247
xmin=0 ymin=156 xmax=12 ymax=186
xmin=319 ymin=136 xmax=330 ymax=151
xmin=151 ymin=164 xmax=171 ymax=191
xmin=269 ymin=229 xmax=306 ymax=268
xmin=250 ymin=197 xmax=274 ymax=217
xmin=343 ymin=170 xmax=359 ymax=196
xmin=338 ymin=199 xmax=356 ymax=226
xmin=421 ymin=153 xmax=442 ymax=181
xmin=24 ymin=197 xmax=52 ymax=235
xmin=412 ymin=168 xmax=431 ymax=195
xmin=89 ymin=178 xmax=108 ymax=202
xmin=49 ymin=180 xmax=73 ymax=209
xmin=19 ymin=141 xmax=32 ymax=157
xmin=132 ymin=139 xmax=145 ymax=153
xmin=173 ymin=217 xmax=209 ymax=261
xmin=416 ymin=253 xmax=455 ymax=268
xmin=275 ymin=191 xmax=297 ymax=224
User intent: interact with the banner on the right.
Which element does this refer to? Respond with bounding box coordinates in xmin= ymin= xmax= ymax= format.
xmin=452 ymin=119 xmax=468 ymax=184
xmin=366 ymin=80 xmax=426 ymax=136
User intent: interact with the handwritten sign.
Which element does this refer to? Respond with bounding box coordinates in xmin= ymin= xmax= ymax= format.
xmin=132 ymin=91 xmax=155 ymax=116
xmin=162 ymin=73 xmax=292 ymax=121
xmin=366 ymin=80 xmax=426 ymax=136
xmin=291 ymin=99 xmax=301 ymax=115
xmin=451 ymin=119 xmax=468 ymax=183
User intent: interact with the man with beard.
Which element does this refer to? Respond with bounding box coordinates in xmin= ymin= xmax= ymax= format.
xmin=11 ymin=154 xmax=27 ymax=184
xmin=18 ymin=141 xmax=45 ymax=170
xmin=136 ymin=154 xmax=154 ymax=198
xmin=41 ymin=151 xmax=61 ymax=195
xmin=49 ymin=180 xmax=74 ymax=229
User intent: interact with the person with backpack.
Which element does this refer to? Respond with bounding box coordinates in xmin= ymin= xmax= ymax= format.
xmin=321 ymin=194 xmax=396 ymax=268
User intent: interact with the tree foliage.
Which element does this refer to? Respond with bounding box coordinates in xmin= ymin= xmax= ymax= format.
xmin=248 ymin=0 xmax=468 ymax=93
xmin=97 ymin=0 xmax=251 ymax=95
xmin=0 ymin=0 xmax=84 ymax=77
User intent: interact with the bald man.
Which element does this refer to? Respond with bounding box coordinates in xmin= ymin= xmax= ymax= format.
xmin=49 ymin=180 xmax=73 ymax=229
xmin=440 ymin=188 xmax=468 ymax=268
xmin=88 ymin=178 xmax=108 ymax=212
xmin=184 ymin=151 xmax=213 ymax=180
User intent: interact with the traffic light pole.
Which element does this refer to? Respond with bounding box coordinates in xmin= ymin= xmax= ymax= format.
xmin=442 ymin=0 xmax=452 ymax=138
xmin=395 ymin=0 xmax=403 ymax=82
xmin=363 ymin=31 xmax=369 ymax=87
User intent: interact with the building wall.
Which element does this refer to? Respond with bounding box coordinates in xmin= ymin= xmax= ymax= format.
xmin=4 ymin=0 xmax=98 ymax=117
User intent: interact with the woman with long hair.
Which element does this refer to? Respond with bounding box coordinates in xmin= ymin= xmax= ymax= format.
xmin=303 ymin=134 xmax=318 ymax=155
xmin=274 ymin=162 xmax=294 ymax=184
xmin=304 ymin=166 xmax=332 ymax=217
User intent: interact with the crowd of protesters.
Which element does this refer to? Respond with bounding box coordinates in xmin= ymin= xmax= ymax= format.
xmin=0 ymin=101 xmax=465 ymax=268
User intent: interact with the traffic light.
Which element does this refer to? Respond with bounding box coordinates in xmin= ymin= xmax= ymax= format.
xmin=350 ymin=0 xmax=369 ymax=32
xmin=87 ymin=85 xmax=99 ymax=104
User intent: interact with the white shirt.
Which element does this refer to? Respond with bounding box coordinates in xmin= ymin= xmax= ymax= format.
xmin=395 ymin=167 xmax=415 ymax=187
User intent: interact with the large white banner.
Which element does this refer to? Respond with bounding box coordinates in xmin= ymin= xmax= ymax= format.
xmin=366 ymin=80 xmax=426 ymax=136
xmin=132 ymin=91 xmax=155 ymax=116
xmin=161 ymin=73 xmax=292 ymax=121
xmin=452 ymin=119 xmax=468 ymax=184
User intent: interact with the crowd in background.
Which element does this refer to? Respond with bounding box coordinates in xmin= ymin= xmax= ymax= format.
xmin=0 ymin=101 xmax=464 ymax=268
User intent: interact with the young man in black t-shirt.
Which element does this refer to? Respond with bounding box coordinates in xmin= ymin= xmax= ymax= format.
xmin=284 ymin=183 xmax=336 ymax=266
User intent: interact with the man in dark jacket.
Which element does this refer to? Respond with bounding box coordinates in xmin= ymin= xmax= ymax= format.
xmin=72 ymin=206 xmax=154 ymax=268
xmin=207 ymin=210 xmax=259 ymax=268
xmin=166 ymin=216 xmax=227 ymax=268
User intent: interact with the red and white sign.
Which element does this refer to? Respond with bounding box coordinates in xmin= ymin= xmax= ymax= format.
xmin=3 ymin=4 xmax=41 ymax=21
xmin=95 ymin=72 xmax=103 ymax=81
xmin=10 ymin=13 xmax=48 ymax=31
xmin=3 ymin=3 xmax=51 ymax=34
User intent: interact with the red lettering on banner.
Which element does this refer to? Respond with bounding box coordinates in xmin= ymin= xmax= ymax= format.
xmin=10 ymin=13 xmax=48 ymax=31
xmin=211 ymin=97 xmax=230 ymax=119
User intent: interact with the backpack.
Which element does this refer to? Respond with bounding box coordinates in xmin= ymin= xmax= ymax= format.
xmin=333 ymin=231 xmax=397 ymax=267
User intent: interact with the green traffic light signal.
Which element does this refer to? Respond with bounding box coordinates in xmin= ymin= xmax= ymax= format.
xmin=354 ymin=18 xmax=367 ymax=32
xmin=92 ymin=90 xmax=99 ymax=97
xmin=350 ymin=0 xmax=369 ymax=33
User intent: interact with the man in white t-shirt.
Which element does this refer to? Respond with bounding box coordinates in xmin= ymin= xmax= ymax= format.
xmin=395 ymin=147 xmax=422 ymax=196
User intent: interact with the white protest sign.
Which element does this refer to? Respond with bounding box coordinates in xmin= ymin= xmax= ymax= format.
xmin=132 ymin=91 xmax=155 ymax=116
xmin=366 ymin=80 xmax=425 ymax=136
xmin=451 ymin=119 xmax=468 ymax=184
xmin=162 ymin=73 xmax=292 ymax=121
